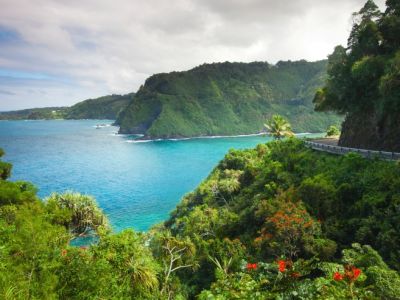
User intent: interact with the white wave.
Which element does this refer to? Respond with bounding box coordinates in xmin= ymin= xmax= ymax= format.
xmin=125 ymin=132 xmax=264 ymax=143
xmin=92 ymin=124 xmax=113 ymax=128
xmin=126 ymin=139 xmax=162 ymax=143
xmin=124 ymin=132 xmax=319 ymax=144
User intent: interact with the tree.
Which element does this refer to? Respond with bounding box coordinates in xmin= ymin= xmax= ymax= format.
xmin=256 ymin=189 xmax=321 ymax=259
xmin=264 ymin=115 xmax=294 ymax=140
xmin=326 ymin=125 xmax=340 ymax=137
xmin=314 ymin=0 xmax=384 ymax=114
xmin=0 ymin=149 xmax=11 ymax=180
xmin=150 ymin=230 xmax=197 ymax=299
xmin=45 ymin=192 xmax=109 ymax=238
xmin=312 ymin=0 xmax=400 ymax=150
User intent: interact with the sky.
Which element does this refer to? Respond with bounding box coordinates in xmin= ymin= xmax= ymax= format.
xmin=0 ymin=0 xmax=386 ymax=111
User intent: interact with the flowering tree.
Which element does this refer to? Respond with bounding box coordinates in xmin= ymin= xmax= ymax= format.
xmin=256 ymin=190 xmax=320 ymax=258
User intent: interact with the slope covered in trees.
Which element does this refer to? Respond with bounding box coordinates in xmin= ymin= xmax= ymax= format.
xmin=0 ymin=107 xmax=68 ymax=120
xmin=1 ymin=138 xmax=400 ymax=299
xmin=116 ymin=60 xmax=341 ymax=138
xmin=314 ymin=0 xmax=400 ymax=151
xmin=65 ymin=93 xmax=133 ymax=120
xmin=163 ymin=138 xmax=400 ymax=298
xmin=0 ymin=93 xmax=133 ymax=120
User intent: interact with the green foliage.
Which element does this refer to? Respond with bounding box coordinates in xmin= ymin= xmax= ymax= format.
xmin=0 ymin=181 xmax=38 ymax=206
xmin=326 ymin=125 xmax=340 ymax=137
xmin=117 ymin=60 xmax=342 ymax=137
xmin=149 ymin=229 xmax=197 ymax=298
xmin=0 ymin=148 xmax=162 ymax=299
xmin=314 ymin=0 xmax=400 ymax=150
xmin=0 ymin=93 xmax=133 ymax=121
xmin=256 ymin=189 xmax=322 ymax=259
xmin=264 ymin=114 xmax=294 ymax=139
xmin=165 ymin=138 xmax=400 ymax=297
xmin=65 ymin=93 xmax=134 ymax=120
xmin=0 ymin=107 xmax=68 ymax=120
xmin=1 ymin=118 xmax=400 ymax=299
xmin=45 ymin=192 xmax=110 ymax=237
xmin=57 ymin=230 xmax=160 ymax=299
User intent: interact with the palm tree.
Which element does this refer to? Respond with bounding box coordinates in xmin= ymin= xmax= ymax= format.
xmin=264 ymin=114 xmax=294 ymax=139
xmin=45 ymin=192 xmax=109 ymax=237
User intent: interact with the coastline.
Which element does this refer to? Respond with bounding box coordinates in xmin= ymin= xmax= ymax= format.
xmin=124 ymin=132 xmax=318 ymax=143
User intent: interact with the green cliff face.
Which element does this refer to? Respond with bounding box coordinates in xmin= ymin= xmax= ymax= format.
xmin=116 ymin=60 xmax=341 ymax=138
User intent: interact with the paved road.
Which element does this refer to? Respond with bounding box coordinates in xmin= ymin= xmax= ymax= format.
xmin=305 ymin=139 xmax=400 ymax=161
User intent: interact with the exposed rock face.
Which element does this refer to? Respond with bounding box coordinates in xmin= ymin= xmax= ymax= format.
xmin=339 ymin=111 xmax=400 ymax=152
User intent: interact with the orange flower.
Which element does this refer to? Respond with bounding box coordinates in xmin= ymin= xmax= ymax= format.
xmin=61 ymin=249 xmax=67 ymax=257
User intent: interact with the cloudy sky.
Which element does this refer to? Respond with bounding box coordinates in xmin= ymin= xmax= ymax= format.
xmin=0 ymin=0 xmax=385 ymax=110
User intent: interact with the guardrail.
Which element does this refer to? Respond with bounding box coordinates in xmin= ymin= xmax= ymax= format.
xmin=305 ymin=141 xmax=400 ymax=161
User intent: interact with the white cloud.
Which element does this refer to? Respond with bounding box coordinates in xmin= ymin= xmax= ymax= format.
xmin=0 ymin=0 xmax=386 ymax=110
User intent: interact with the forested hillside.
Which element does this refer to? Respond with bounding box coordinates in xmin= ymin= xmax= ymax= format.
xmin=0 ymin=107 xmax=68 ymax=120
xmin=65 ymin=93 xmax=133 ymax=120
xmin=0 ymin=94 xmax=133 ymax=120
xmin=1 ymin=138 xmax=400 ymax=299
xmin=117 ymin=60 xmax=341 ymax=138
xmin=314 ymin=0 xmax=400 ymax=151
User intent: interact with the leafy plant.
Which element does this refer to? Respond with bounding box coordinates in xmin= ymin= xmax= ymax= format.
xmin=264 ymin=114 xmax=295 ymax=140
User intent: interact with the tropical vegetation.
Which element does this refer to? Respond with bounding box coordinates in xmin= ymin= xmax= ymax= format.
xmin=0 ymin=94 xmax=133 ymax=121
xmin=264 ymin=114 xmax=294 ymax=139
xmin=1 ymin=134 xmax=400 ymax=298
xmin=314 ymin=0 xmax=400 ymax=151
xmin=1 ymin=1 xmax=399 ymax=299
xmin=326 ymin=125 xmax=340 ymax=137
xmin=0 ymin=107 xmax=68 ymax=120
xmin=65 ymin=93 xmax=134 ymax=120
xmin=116 ymin=60 xmax=341 ymax=138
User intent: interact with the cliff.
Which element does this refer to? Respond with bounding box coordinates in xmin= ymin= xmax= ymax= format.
xmin=116 ymin=60 xmax=341 ymax=138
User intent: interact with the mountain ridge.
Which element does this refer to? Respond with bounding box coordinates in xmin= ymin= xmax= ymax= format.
xmin=116 ymin=60 xmax=341 ymax=138
xmin=0 ymin=93 xmax=134 ymax=121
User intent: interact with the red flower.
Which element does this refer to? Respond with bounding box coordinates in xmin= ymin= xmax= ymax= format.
xmin=61 ymin=249 xmax=67 ymax=257
xmin=333 ymin=272 xmax=343 ymax=281
xmin=344 ymin=265 xmax=362 ymax=282
xmin=352 ymin=267 xmax=361 ymax=280
xmin=246 ymin=263 xmax=257 ymax=270
xmin=278 ymin=260 xmax=286 ymax=272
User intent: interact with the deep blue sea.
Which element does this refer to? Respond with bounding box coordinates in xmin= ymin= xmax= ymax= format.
xmin=0 ymin=120 xmax=318 ymax=232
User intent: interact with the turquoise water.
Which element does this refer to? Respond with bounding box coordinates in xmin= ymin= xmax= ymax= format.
xmin=0 ymin=120 xmax=317 ymax=232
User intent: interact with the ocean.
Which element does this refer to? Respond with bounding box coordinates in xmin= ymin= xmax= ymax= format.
xmin=0 ymin=119 xmax=317 ymax=232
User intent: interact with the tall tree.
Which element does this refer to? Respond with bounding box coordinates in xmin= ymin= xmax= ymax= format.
xmin=264 ymin=114 xmax=294 ymax=140
xmin=313 ymin=0 xmax=400 ymax=151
